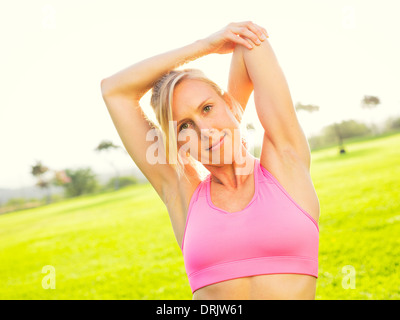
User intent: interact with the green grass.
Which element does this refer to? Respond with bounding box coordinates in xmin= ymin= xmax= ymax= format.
xmin=312 ymin=132 xmax=400 ymax=299
xmin=1 ymin=133 xmax=400 ymax=299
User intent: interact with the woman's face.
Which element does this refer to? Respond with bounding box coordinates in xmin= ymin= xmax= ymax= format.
xmin=172 ymin=79 xmax=242 ymax=165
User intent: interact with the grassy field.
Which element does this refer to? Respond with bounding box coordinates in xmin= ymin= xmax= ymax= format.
xmin=1 ymin=132 xmax=399 ymax=299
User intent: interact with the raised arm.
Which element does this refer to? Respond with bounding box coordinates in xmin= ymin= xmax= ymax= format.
xmin=227 ymin=23 xmax=268 ymax=111
xmin=101 ymin=22 xmax=266 ymax=100
xmin=239 ymin=36 xmax=311 ymax=169
xmin=100 ymin=40 xmax=209 ymax=203
xmin=100 ymin=22 xmax=266 ymax=202
xmin=101 ymin=41 xmax=207 ymax=100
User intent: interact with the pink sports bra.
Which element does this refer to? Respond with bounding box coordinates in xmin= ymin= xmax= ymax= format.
xmin=181 ymin=157 xmax=319 ymax=294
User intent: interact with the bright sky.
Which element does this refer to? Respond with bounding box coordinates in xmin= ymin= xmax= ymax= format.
xmin=1 ymin=0 xmax=399 ymax=189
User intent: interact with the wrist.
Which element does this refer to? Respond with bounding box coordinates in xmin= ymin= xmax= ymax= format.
xmin=191 ymin=38 xmax=214 ymax=57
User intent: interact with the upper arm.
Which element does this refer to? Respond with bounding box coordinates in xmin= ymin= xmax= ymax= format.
xmin=242 ymin=40 xmax=311 ymax=168
xmin=101 ymin=83 xmax=178 ymax=201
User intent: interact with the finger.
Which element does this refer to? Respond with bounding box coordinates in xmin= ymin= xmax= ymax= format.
xmin=230 ymin=26 xmax=261 ymax=46
xmin=256 ymin=24 xmax=269 ymax=39
xmin=258 ymin=25 xmax=269 ymax=39
xmin=248 ymin=22 xmax=269 ymax=41
xmin=245 ymin=22 xmax=266 ymax=41
xmin=234 ymin=21 xmax=268 ymax=43
xmin=227 ymin=32 xmax=253 ymax=49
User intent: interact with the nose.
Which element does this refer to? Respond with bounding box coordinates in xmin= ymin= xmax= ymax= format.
xmin=200 ymin=127 xmax=216 ymax=141
xmin=196 ymin=118 xmax=213 ymax=138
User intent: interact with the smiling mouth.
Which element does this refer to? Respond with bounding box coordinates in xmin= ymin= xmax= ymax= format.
xmin=207 ymin=133 xmax=226 ymax=151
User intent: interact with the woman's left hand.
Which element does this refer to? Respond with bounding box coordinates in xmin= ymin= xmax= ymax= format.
xmin=201 ymin=21 xmax=269 ymax=55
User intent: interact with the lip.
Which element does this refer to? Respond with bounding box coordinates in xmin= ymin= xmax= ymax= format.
xmin=207 ymin=133 xmax=226 ymax=151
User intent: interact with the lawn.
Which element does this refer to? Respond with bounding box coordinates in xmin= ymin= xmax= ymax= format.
xmin=312 ymin=132 xmax=400 ymax=299
xmin=1 ymin=132 xmax=399 ymax=299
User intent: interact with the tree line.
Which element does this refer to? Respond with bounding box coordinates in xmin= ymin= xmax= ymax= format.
xmin=2 ymin=94 xmax=399 ymax=214
xmin=0 ymin=141 xmax=139 ymax=214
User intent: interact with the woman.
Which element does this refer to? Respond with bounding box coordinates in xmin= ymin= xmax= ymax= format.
xmin=100 ymin=21 xmax=320 ymax=300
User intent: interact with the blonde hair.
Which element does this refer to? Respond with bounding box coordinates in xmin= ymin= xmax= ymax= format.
xmin=150 ymin=68 xmax=245 ymax=181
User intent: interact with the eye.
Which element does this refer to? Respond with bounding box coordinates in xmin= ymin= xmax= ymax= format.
xmin=178 ymin=105 xmax=213 ymax=131
xmin=203 ymin=105 xmax=212 ymax=112
xmin=179 ymin=122 xmax=191 ymax=131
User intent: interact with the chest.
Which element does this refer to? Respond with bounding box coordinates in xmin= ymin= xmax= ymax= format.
xmin=209 ymin=178 xmax=255 ymax=213
xmin=184 ymin=186 xmax=318 ymax=258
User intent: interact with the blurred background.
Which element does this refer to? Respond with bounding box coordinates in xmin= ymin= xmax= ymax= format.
xmin=1 ymin=0 xmax=399 ymax=209
xmin=1 ymin=0 xmax=399 ymax=299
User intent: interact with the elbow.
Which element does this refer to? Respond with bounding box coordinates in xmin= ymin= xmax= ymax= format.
xmin=100 ymin=78 xmax=112 ymax=97
xmin=100 ymin=77 xmax=141 ymax=101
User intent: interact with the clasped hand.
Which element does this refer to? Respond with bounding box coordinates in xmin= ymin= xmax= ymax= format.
xmin=203 ymin=21 xmax=269 ymax=55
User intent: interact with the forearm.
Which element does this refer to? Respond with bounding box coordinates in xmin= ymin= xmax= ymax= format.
xmin=101 ymin=39 xmax=210 ymax=100
xmin=227 ymin=45 xmax=254 ymax=111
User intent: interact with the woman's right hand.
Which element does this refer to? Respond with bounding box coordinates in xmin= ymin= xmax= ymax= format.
xmin=202 ymin=21 xmax=269 ymax=55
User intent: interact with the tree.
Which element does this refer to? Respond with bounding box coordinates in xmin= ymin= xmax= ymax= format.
xmin=246 ymin=123 xmax=255 ymax=130
xmin=361 ymin=95 xmax=380 ymax=109
xmin=95 ymin=140 xmax=123 ymax=190
xmin=295 ymin=102 xmax=320 ymax=113
xmin=322 ymin=120 xmax=371 ymax=154
xmin=31 ymin=160 xmax=52 ymax=204
xmin=244 ymin=122 xmax=261 ymax=157
xmin=52 ymin=170 xmax=71 ymax=186
xmin=295 ymin=102 xmax=321 ymax=151
xmin=384 ymin=116 xmax=400 ymax=131
xmin=333 ymin=123 xmax=346 ymax=154
xmin=105 ymin=176 xmax=138 ymax=190
xmin=63 ymin=167 xmax=99 ymax=197
xmin=95 ymin=140 xmax=121 ymax=151
xmin=361 ymin=95 xmax=381 ymax=135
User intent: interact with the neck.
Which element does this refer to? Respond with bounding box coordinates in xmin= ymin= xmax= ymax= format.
xmin=204 ymin=147 xmax=255 ymax=190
